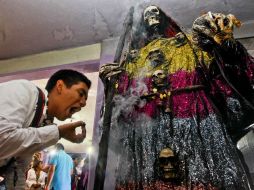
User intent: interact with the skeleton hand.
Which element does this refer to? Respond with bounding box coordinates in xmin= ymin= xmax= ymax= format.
xmin=192 ymin=12 xmax=241 ymax=45
xmin=99 ymin=63 xmax=124 ymax=82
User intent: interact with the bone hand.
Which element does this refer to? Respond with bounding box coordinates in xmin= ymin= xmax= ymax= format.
xmin=99 ymin=62 xmax=124 ymax=80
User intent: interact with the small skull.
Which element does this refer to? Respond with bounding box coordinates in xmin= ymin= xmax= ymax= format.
xmin=159 ymin=148 xmax=178 ymax=181
xmin=148 ymin=48 xmax=165 ymax=67
xmin=144 ymin=5 xmax=161 ymax=26
xmin=127 ymin=49 xmax=139 ymax=62
xmin=152 ymin=70 xmax=167 ymax=87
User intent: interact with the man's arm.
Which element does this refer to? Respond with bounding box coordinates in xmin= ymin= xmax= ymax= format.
xmin=45 ymin=165 xmax=55 ymax=190
xmin=0 ymin=116 xmax=59 ymax=159
xmin=41 ymin=165 xmax=50 ymax=173
xmin=0 ymin=81 xmax=60 ymax=160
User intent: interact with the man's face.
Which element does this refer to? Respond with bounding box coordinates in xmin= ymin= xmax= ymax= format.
xmin=53 ymin=80 xmax=89 ymax=120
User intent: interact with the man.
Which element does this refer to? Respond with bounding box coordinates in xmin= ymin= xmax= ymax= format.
xmin=0 ymin=69 xmax=91 ymax=188
xmin=45 ymin=143 xmax=73 ymax=190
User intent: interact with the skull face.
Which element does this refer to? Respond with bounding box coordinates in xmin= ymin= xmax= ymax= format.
xmin=152 ymin=70 xmax=167 ymax=87
xmin=159 ymin=148 xmax=178 ymax=181
xmin=144 ymin=5 xmax=161 ymax=26
xmin=148 ymin=48 xmax=165 ymax=67
xmin=127 ymin=49 xmax=139 ymax=62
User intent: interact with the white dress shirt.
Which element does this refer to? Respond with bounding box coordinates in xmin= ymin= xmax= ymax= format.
xmin=0 ymin=80 xmax=59 ymax=164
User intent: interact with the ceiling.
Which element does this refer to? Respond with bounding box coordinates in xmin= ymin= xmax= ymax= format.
xmin=0 ymin=0 xmax=254 ymax=60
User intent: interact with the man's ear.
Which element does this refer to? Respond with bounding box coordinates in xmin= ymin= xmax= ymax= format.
xmin=56 ymin=80 xmax=64 ymax=94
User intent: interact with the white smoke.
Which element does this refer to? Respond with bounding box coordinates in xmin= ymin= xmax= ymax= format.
xmin=111 ymin=79 xmax=148 ymax=125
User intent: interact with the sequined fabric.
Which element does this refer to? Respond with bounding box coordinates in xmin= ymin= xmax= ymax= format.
xmin=124 ymin=37 xmax=211 ymax=77
xmin=116 ymin=181 xmax=219 ymax=190
xmin=110 ymin=109 xmax=250 ymax=189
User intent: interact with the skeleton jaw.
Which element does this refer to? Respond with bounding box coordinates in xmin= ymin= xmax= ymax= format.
xmin=147 ymin=17 xmax=160 ymax=26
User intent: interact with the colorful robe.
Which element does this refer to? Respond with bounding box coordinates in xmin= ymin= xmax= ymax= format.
xmin=107 ymin=34 xmax=253 ymax=189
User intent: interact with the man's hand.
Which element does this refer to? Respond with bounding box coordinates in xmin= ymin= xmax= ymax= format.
xmin=58 ymin=121 xmax=86 ymax=143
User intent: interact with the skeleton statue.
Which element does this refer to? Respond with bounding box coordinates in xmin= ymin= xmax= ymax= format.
xmin=98 ymin=5 xmax=254 ymax=190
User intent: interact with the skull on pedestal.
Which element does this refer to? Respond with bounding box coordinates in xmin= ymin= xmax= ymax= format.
xmin=159 ymin=148 xmax=179 ymax=181
xmin=152 ymin=70 xmax=167 ymax=88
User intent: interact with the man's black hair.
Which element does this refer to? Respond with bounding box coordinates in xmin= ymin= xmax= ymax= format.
xmin=72 ymin=154 xmax=82 ymax=160
xmin=55 ymin=143 xmax=65 ymax=151
xmin=45 ymin=69 xmax=92 ymax=93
